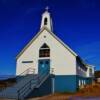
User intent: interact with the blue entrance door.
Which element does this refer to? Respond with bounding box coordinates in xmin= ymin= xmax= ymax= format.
xmin=38 ymin=59 xmax=50 ymax=75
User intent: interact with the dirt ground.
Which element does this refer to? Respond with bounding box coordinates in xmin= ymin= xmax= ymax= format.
xmin=28 ymin=83 xmax=100 ymax=100
xmin=0 ymin=83 xmax=100 ymax=100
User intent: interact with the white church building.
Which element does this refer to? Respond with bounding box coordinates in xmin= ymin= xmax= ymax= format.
xmin=0 ymin=7 xmax=95 ymax=100
xmin=16 ymin=8 xmax=94 ymax=93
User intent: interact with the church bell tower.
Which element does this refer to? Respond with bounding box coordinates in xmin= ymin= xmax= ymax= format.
xmin=40 ymin=7 xmax=53 ymax=32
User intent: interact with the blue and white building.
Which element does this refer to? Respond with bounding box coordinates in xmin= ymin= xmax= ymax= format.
xmin=16 ymin=7 xmax=94 ymax=92
xmin=0 ymin=8 xmax=94 ymax=100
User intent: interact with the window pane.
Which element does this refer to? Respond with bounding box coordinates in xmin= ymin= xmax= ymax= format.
xmin=41 ymin=43 xmax=49 ymax=48
xmin=40 ymin=61 xmax=43 ymax=64
xmin=39 ymin=49 xmax=50 ymax=57
xmin=46 ymin=61 xmax=49 ymax=64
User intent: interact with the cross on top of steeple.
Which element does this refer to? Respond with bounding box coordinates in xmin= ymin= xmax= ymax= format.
xmin=45 ymin=6 xmax=49 ymax=11
xmin=40 ymin=6 xmax=53 ymax=31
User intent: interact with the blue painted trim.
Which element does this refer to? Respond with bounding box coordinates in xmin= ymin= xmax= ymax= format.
xmin=53 ymin=75 xmax=77 ymax=93
xmin=52 ymin=75 xmax=93 ymax=93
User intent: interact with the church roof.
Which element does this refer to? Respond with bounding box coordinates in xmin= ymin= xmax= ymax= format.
xmin=16 ymin=26 xmax=77 ymax=59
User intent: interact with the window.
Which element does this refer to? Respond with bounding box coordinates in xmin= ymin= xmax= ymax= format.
xmin=40 ymin=61 xmax=43 ymax=64
xmin=89 ymin=68 xmax=92 ymax=75
xmin=89 ymin=68 xmax=92 ymax=73
xmin=76 ymin=57 xmax=87 ymax=71
xmin=84 ymin=80 xmax=86 ymax=85
xmin=79 ymin=80 xmax=81 ymax=86
xmin=40 ymin=43 xmax=49 ymax=48
xmin=39 ymin=49 xmax=50 ymax=57
xmin=39 ymin=43 xmax=50 ymax=57
xmin=46 ymin=61 xmax=49 ymax=64
xmin=44 ymin=18 xmax=47 ymax=25
xmin=44 ymin=35 xmax=46 ymax=38
xmin=82 ymin=80 xmax=84 ymax=85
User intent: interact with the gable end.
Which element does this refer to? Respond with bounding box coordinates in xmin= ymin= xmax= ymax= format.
xmin=16 ymin=27 xmax=77 ymax=59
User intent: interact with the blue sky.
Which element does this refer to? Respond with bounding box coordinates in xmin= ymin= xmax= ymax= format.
xmin=0 ymin=0 xmax=100 ymax=75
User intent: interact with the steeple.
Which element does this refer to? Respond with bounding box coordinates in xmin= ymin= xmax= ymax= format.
xmin=40 ymin=7 xmax=53 ymax=31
